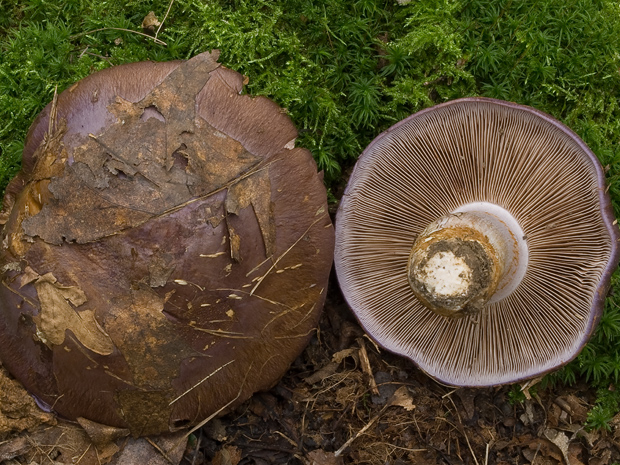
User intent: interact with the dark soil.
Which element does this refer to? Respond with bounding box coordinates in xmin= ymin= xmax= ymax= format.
xmin=194 ymin=278 xmax=620 ymax=465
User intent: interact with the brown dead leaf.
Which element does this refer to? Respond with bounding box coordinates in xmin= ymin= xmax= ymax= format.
xmin=560 ymin=395 xmax=589 ymax=423
xmin=33 ymin=273 xmax=115 ymax=355
xmin=388 ymin=386 xmax=416 ymax=411
xmin=212 ymin=445 xmax=242 ymax=465
xmin=568 ymin=442 xmax=586 ymax=465
xmin=139 ymin=52 xmax=220 ymax=161
xmin=520 ymin=399 xmax=536 ymax=426
xmin=109 ymin=432 xmax=187 ymax=465
xmin=305 ymin=362 xmax=339 ymax=385
xmin=548 ymin=402 xmax=562 ymax=428
xmin=526 ymin=438 xmax=563 ymax=463
xmin=22 ymin=51 xmax=266 ymax=247
xmin=19 ymin=265 xmax=40 ymax=288
xmin=77 ymin=417 xmax=130 ymax=448
xmin=0 ymin=435 xmax=29 ymax=461
xmin=102 ymin=287 xmax=196 ymax=434
xmin=455 ymin=388 xmax=477 ymax=421
xmin=22 ymin=164 xmax=153 ymax=244
xmin=589 ymin=449 xmax=612 ymax=465
xmin=331 ymin=348 xmax=358 ymax=364
xmin=141 ymin=11 xmax=161 ymax=32
xmin=226 ymin=169 xmax=275 ymax=257
xmin=106 ymin=287 xmax=185 ymax=389
xmin=204 ymin=418 xmax=228 ymax=442
xmin=544 ymin=428 xmax=571 ymax=465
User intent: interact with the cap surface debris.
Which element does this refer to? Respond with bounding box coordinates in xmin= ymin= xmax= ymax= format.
xmin=0 ymin=51 xmax=334 ymax=435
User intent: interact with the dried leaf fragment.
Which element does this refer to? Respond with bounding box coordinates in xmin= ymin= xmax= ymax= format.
xmin=22 ymin=52 xmax=264 ymax=247
xmin=103 ymin=287 xmax=195 ymax=390
xmin=544 ymin=428 xmax=572 ymax=465
xmin=21 ymin=164 xmax=153 ymax=244
xmin=212 ymin=445 xmax=242 ymax=465
xmin=109 ymin=432 xmax=187 ymax=465
xmin=331 ymin=348 xmax=358 ymax=364
xmin=226 ymin=169 xmax=275 ymax=257
xmin=77 ymin=417 xmax=130 ymax=448
xmin=33 ymin=274 xmax=114 ymax=355
xmin=388 ymin=386 xmax=416 ymax=411
xmin=141 ymin=11 xmax=161 ymax=32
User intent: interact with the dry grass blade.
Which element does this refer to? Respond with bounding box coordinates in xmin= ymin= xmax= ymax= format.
xmin=145 ymin=437 xmax=176 ymax=465
xmin=447 ymin=395 xmax=480 ymax=465
xmin=334 ymin=403 xmax=388 ymax=457
xmin=179 ymin=363 xmax=254 ymax=444
xmin=156 ymin=0 xmax=176 ymax=38
xmin=169 ymin=360 xmax=236 ymax=406
xmin=357 ymin=337 xmax=379 ymax=396
xmin=250 ymin=213 xmax=329 ymax=295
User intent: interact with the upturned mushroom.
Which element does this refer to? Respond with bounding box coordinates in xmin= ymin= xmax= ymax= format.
xmin=0 ymin=51 xmax=334 ymax=435
xmin=335 ymin=97 xmax=620 ymax=387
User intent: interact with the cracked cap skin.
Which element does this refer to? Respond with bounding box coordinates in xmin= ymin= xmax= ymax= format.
xmin=0 ymin=51 xmax=334 ymax=436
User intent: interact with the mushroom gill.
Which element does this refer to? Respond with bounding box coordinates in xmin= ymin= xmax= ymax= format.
xmin=335 ymin=97 xmax=620 ymax=387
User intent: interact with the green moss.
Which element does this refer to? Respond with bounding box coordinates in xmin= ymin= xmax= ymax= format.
xmin=2 ymin=0 xmax=620 ymax=429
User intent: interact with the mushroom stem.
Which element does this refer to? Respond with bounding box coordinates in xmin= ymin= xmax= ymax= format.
xmin=407 ymin=203 xmax=527 ymax=318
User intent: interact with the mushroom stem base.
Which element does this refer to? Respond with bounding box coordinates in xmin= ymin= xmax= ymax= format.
xmin=408 ymin=204 xmax=527 ymax=318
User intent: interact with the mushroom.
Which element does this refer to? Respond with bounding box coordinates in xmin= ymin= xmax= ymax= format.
xmin=0 ymin=51 xmax=334 ymax=435
xmin=335 ymin=97 xmax=620 ymax=387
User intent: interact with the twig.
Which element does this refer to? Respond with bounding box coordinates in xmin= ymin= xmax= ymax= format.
xmin=156 ymin=0 xmax=176 ymax=38
xmin=47 ymin=85 xmax=58 ymax=138
xmin=532 ymin=442 xmax=541 ymax=463
xmin=236 ymin=443 xmax=297 ymax=454
xmin=381 ymin=443 xmax=427 ymax=453
xmin=274 ymin=431 xmax=298 ymax=448
xmin=74 ymin=443 xmax=92 ymax=464
xmin=146 ymin=437 xmax=176 ymax=465
xmin=357 ymin=337 xmax=379 ymax=396
xmin=70 ymin=27 xmax=167 ymax=46
xmin=190 ymin=430 xmax=201 ymax=465
xmin=334 ymin=404 xmax=389 ymax=457
xmin=447 ymin=395 xmax=480 ymax=465
xmin=81 ymin=51 xmax=113 ymax=62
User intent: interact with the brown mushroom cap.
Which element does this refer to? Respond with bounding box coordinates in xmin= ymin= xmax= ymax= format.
xmin=0 ymin=51 xmax=334 ymax=435
xmin=335 ymin=97 xmax=620 ymax=387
